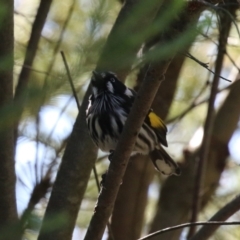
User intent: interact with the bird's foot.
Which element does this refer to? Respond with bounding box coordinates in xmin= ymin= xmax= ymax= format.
xmin=100 ymin=171 xmax=107 ymax=188
xmin=108 ymin=150 xmax=114 ymax=161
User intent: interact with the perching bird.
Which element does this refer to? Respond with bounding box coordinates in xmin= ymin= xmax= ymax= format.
xmin=86 ymin=71 xmax=180 ymax=176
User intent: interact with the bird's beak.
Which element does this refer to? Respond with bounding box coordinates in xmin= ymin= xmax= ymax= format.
xmin=92 ymin=71 xmax=101 ymax=80
xmin=91 ymin=71 xmax=105 ymax=91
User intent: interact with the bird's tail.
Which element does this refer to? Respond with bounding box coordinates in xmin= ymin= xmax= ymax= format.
xmin=149 ymin=148 xmax=181 ymax=176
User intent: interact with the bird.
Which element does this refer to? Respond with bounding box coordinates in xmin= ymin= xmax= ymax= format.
xmin=86 ymin=71 xmax=181 ymax=176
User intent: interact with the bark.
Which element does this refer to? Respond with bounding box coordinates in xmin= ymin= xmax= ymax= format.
xmin=0 ymin=0 xmax=19 ymax=239
xmin=109 ymin=155 xmax=154 ymax=240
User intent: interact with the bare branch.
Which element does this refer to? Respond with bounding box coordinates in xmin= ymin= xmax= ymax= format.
xmin=185 ymin=52 xmax=232 ymax=82
xmin=139 ymin=220 xmax=240 ymax=240
xmin=166 ymin=83 xmax=234 ymax=124
xmin=60 ymin=51 xmax=81 ymax=111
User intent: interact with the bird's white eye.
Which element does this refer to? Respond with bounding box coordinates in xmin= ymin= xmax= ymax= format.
xmin=110 ymin=78 xmax=115 ymax=83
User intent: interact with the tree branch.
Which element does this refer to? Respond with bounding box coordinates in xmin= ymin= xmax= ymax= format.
xmin=139 ymin=220 xmax=240 ymax=240
xmin=84 ymin=61 xmax=172 ymax=240
xmin=185 ymin=52 xmax=231 ymax=82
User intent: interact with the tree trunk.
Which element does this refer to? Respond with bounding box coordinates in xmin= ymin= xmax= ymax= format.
xmin=0 ymin=1 xmax=19 ymax=239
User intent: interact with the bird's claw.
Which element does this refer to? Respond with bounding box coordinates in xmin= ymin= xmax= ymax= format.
xmin=108 ymin=150 xmax=114 ymax=161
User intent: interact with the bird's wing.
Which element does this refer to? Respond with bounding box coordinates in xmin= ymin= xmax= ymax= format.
xmin=145 ymin=110 xmax=168 ymax=147
xmin=126 ymin=88 xmax=168 ymax=147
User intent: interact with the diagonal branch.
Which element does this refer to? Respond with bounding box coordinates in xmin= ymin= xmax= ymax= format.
xmin=185 ymin=52 xmax=231 ymax=82
xmin=83 ymin=61 xmax=172 ymax=240
xmin=139 ymin=220 xmax=240 ymax=240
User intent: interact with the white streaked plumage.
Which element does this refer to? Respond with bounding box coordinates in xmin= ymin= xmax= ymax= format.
xmin=124 ymin=88 xmax=133 ymax=97
xmin=106 ymin=82 xmax=114 ymax=93
xmin=86 ymin=71 xmax=181 ymax=176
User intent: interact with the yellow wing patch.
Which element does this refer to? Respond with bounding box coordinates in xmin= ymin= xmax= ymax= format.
xmin=148 ymin=112 xmax=166 ymax=130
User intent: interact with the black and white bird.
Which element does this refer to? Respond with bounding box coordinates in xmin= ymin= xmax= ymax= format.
xmin=86 ymin=71 xmax=180 ymax=176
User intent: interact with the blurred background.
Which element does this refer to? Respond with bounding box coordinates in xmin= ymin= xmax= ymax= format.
xmin=8 ymin=0 xmax=240 ymax=239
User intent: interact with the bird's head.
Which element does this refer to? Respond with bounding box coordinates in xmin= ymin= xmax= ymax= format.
xmin=91 ymin=71 xmax=127 ymax=98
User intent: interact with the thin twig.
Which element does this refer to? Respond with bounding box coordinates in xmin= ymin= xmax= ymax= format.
xmin=225 ymin=50 xmax=240 ymax=72
xmin=185 ymin=52 xmax=231 ymax=82
xmin=185 ymin=52 xmax=209 ymax=68
xmin=167 ymin=83 xmax=233 ymax=124
xmin=60 ymin=52 xmax=81 ymax=110
xmin=138 ymin=221 xmax=240 ymax=240
xmin=198 ymin=32 xmax=240 ymax=72
xmin=196 ymin=0 xmax=240 ymax=38
xmin=60 ymin=51 xmax=101 ymax=192
xmin=35 ymin=112 xmax=40 ymax=184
